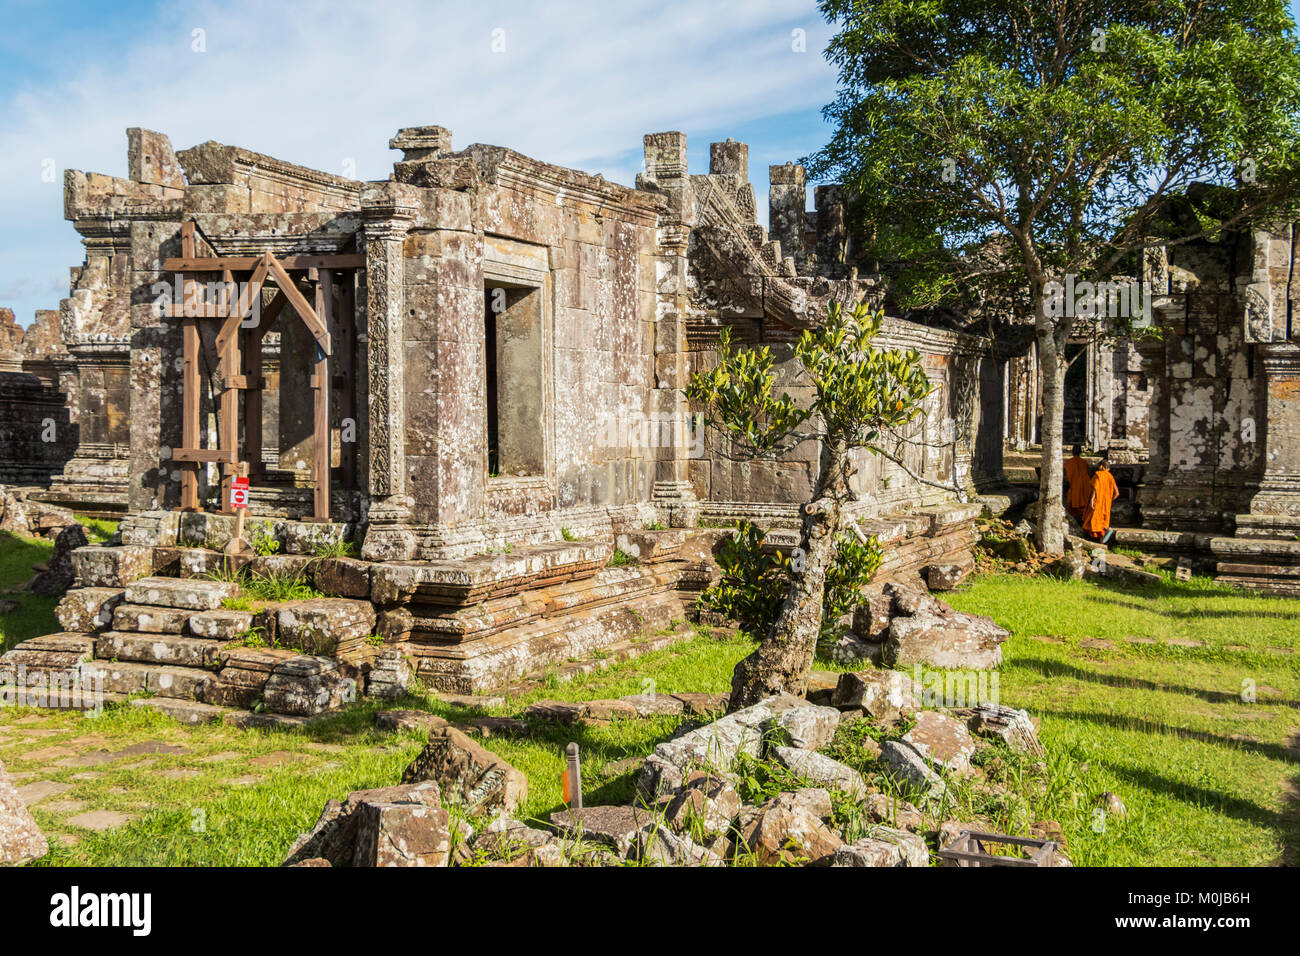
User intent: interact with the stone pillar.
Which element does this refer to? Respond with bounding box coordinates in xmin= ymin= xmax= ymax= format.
xmin=769 ymin=163 xmax=807 ymax=265
xmin=709 ymin=139 xmax=748 ymax=178
xmin=359 ymin=182 xmax=419 ymax=561
xmin=814 ymin=185 xmax=847 ymax=278
xmin=639 ymin=132 xmax=700 ymax=527
xmin=1246 ymin=342 xmax=1300 ymax=522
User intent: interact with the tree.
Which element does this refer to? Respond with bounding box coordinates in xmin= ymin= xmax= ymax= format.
xmin=687 ymin=301 xmax=931 ymax=708
xmin=808 ymin=0 xmax=1300 ymax=553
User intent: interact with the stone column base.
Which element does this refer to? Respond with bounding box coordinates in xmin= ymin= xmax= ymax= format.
xmin=361 ymin=496 xmax=417 ymax=562
xmin=652 ymin=480 xmax=699 ymax=529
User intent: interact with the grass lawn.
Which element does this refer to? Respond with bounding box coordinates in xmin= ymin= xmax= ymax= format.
xmin=945 ymin=572 xmax=1300 ymax=866
xmin=2 ymin=522 xmax=1296 ymax=866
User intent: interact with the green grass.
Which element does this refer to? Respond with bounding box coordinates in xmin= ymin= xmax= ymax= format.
xmin=0 ymin=531 xmax=59 ymax=653
xmin=945 ymin=572 xmax=1300 ymax=866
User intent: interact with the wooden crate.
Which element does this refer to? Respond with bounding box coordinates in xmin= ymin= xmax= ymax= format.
xmin=937 ymin=830 xmax=1060 ymax=867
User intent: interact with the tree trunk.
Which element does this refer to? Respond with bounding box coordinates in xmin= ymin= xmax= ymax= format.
xmin=1035 ymin=294 xmax=1067 ymax=555
xmin=728 ymin=448 xmax=849 ymax=710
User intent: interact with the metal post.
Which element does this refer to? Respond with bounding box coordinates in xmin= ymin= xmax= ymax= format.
xmin=565 ymin=742 xmax=582 ymax=810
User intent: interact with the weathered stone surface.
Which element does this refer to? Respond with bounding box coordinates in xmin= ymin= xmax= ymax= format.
xmin=111 ymin=603 xmax=190 ymax=634
xmin=926 ymin=561 xmax=971 ymax=591
xmin=884 ymin=581 xmax=948 ymax=618
xmin=313 ymin=557 xmax=372 ymax=598
xmin=275 ymin=598 xmax=375 ymax=656
xmin=834 ymin=826 xmax=928 ymax=867
xmin=637 ymin=694 xmax=820 ymax=795
xmin=663 ymin=771 xmax=741 ymax=841
xmin=770 ymin=746 xmax=867 ymax=799
xmin=831 ymin=668 xmax=920 ymax=722
xmin=353 ymin=800 xmax=453 ymax=867
xmin=764 ymin=703 xmax=840 ymax=750
xmin=188 ymin=608 xmax=255 ymax=640
xmin=740 ymin=797 xmax=842 ymax=865
xmin=864 ymin=792 xmax=922 ymax=830
xmin=471 ymin=816 xmax=557 ymax=860
xmin=0 ymin=758 xmax=48 ymax=864
xmin=55 ymin=587 xmax=125 ymax=633
xmin=366 ymin=648 xmax=411 ymax=699
xmin=885 ymin=610 xmax=1009 ymax=670
xmin=825 ymin=634 xmax=882 ymax=666
xmin=260 ymin=656 xmax=357 ymax=716
xmin=95 ymin=631 xmax=220 ymax=668
xmin=32 ymin=524 xmax=89 ymax=596
xmin=583 ymin=698 xmax=640 ymax=720
xmin=549 ymin=805 xmax=658 ymax=856
xmin=851 ymin=583 xmax=892 ymax=639
xmin=375 ymin=709 xmax=449 ymax=734
xmin=283 ymin=780 xmax=443 ymax=867
xmin=619 ymin=692 xmax=684 ymax=716
xmin=402 ymin=726 xmax=527 ymax=814
xmin=966 ymin=703 xmax=1044 ymax=755
xmin=628 ymin=823 xmax=723 ymax=866
xmin=124 ymin=576 xmax=241 ymax=611
xmin=283 ymin=521 xmax=347 ymax=556
xmin=523 ymin=700 xmax=589 ymax=723
xmin=879 ymin=740 xmax=948 ymax=806
xmin=902 ymin=710 xmax=977 ymax=774
xmin=71 ymin=546 xmax=153 ymax=588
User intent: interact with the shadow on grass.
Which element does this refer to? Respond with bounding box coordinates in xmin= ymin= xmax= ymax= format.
xmin=1036 ymin=704 xmax=1299 ymax=763
xmin=1011 ymin=655 xmax=1299 ymax=710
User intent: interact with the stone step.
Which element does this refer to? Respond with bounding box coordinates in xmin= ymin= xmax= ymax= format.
xmin=95 ymin=631 xmax=222 ymax=668
xmin=372 ymin=541 xmax=610 ymax=607
xmin=112 ymin=603 xmax=191 ymax=634
xmin=77 ymin=659 xmax=213 ymax=699
xmin=124 ymin=576 xmax=241 ymax=611
xmin=130 ymin=697 xmax=229 ymax=725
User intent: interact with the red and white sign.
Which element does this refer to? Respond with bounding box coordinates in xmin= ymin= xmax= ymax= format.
xmin=229 ymin=476 xmax=250 ymax=509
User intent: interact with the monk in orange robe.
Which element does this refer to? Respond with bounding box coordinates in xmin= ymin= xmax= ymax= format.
xmin=1063 ymin=444 xmax=1091 ymax=519
xmin=1083 ymin=459 xmax=1119 ymax=542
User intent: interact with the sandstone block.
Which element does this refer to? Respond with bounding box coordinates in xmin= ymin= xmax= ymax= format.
xmin=71 ymin=546 xmax=153 ymax=588
xmin=55 ymin=587 xmax=125 ymax=633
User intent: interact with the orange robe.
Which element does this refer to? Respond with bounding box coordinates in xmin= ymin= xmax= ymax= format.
xmin=1083 ymin=470 xmax=1119 ymax=535
xmin=1064 ymin=456 xmax=1091 ymax=514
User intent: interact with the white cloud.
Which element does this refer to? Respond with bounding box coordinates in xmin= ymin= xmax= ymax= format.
xmin=0 ymin=0 xmax=837 ymax=325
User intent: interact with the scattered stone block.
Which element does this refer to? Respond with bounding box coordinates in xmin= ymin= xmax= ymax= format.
xmin=549 ymin=805 xmax=658 ymax=856
xmin=663 ymin=771 xmax=741 ymax=841
xmin=375 ymin=709 xmax=449 ymax=735
xmin=55 ymin=587 xmax=125 ymax=633
xmin=885 ymin=610 xmax=1009 ymax=670
xmin=852 ymin=583 xmax=892 ymax=639
xmin=966 ymin=703 xmax=1044 ymax=755
xmin=353 ymin=801 xmax=453 ymax=867
xmin=283 ymin=780 xmax=444 ymax=867
xmin=366 ymin=648 xmax=411 ymax=699
xmin=764 ymin=703 xmax=840 ymax=750
xmin=902 ymin=710 xmax=977 ymax=775
xmin=619 ymin=692 xmax=684 ymax=716
xmin=402 ymin=726 xmax=527 ymax=814
xmin=770 ymin=746 xmax=867 ymax=799
xmin=832 ymin=669 xmax=920 ymax=722
xmin=926 ymin=561 xmax=971 ymax=591
xmin=740 ymin=797 xmax=842 ymax=865
xmin=260 ymin=656 xmax=357 ymax=716
xmin=523 ymin=700 xmax=589 ymax=723
xmin=879 ymin=740 xmax=948 ymax=806
xmin=0 ymin=759 xmax=48 ymax=864
xmin=834 ymin=827 xmax=928 ymax=867
xmin=628 ymin=823 xmax=722 ymax=866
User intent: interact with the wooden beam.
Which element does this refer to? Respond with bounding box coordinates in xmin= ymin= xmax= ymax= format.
xmin=171 ymin=448 xmax=238 ymax=464
xmin=218 ymin=268 xmax=241 ymax=514
xmin=265 ymin=253 xmax=331 ymax=356
xmin=164 ymin=254 xmax=365 ymax=272
xmin=313 ymin=270 xmax=332 ymax=521
xmin=180 ymin=221 xmax=200 ymax=511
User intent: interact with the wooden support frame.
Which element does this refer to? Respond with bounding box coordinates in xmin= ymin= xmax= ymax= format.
xmin=166 ymin=222 xmax=355 ymax=523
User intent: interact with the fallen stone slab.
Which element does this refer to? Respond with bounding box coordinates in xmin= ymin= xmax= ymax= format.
xmin=834 ymin=826 xmax=928 ymax=867
xmin=832 ymin=668 xmax=920 ymax=723
xmin=620 ymin=692 xmax=685 ymax=716
xmin=549 ymin=805 xmax=659 ymax=856
xmin=402 ymin=726 xmax=527 ymax=815
xmin=966 ymin=703 xmax=1044 ymax=755
xmin=902 ymin=710 xmax=977 ymax=775
xmin=764 ymin=703 xmax=840 ymax=750
xmin=124 ymin=576 xmax=241 ymax=611
xmin=523 ymin=700 xmax=589 ymax=723
xmin=284 ymin=780 xmax=444 ymax=867
xmin=879 ymin=740 xmax=948 ymax=807
xmin=885 ymin=611 xmax=1008 ymax=670
xmin=770 ymin=746 xmax=867 ymax=799
xmin=637 ymin=694 xmax=822 ymax=795
xmin=55 ymin=587 xmax=125 ymax=633
xmin=353 ymin=800 xmax=454 ymax=867
xmin=663 ymin=771 xmax=742 ymax=841
xmin=628 ymin=823 xmax=723 ymax=866
xmin=0 ymin=759 xmax=48 ymax=864
xmin=375 ymin=709 xmax=450 ymax=735
xmin=130 ymin=697 xmax=228 ymax=725
xmin=740 ymin=797 xmax=842 ymax=865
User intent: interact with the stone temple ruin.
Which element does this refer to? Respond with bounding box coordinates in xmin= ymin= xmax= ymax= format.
xmin=2 ymin=121 xmax=1298 ymax=722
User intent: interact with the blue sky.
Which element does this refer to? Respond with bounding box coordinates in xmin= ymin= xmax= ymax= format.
xmin=0 ymin=0 xmax=839 ymax=325
xmin=2 ymin=1 xmax=1299 ymax=326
